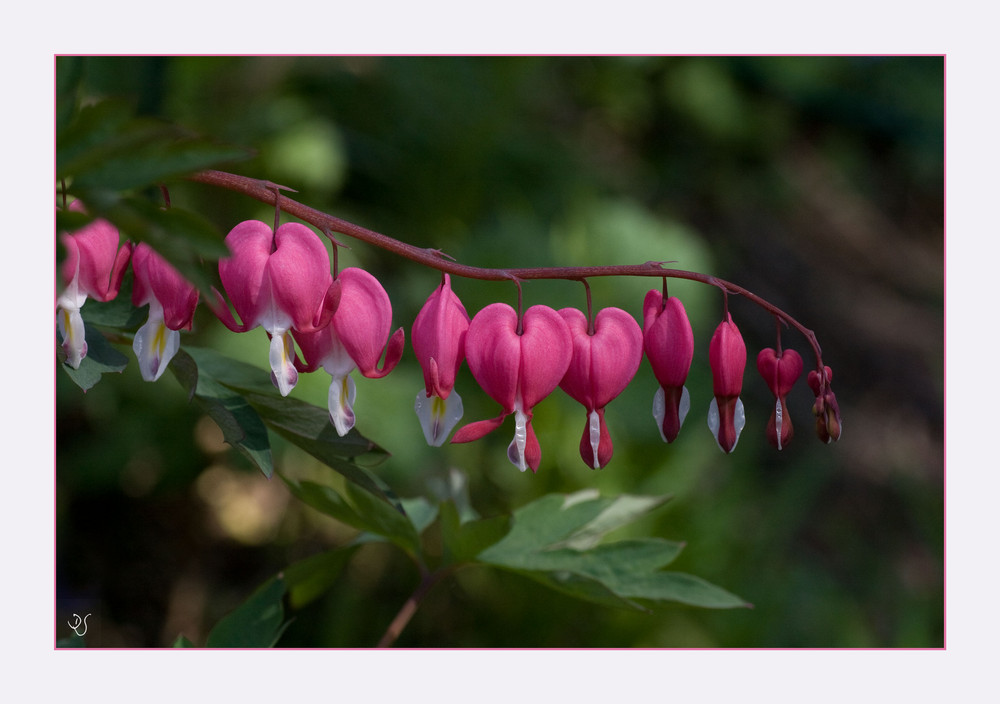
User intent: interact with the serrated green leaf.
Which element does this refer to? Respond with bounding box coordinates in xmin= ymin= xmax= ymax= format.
xmin=282 ymin=547 xmax=358 ymax=610
xmin=440 ymin=500 xmax=511 ymax=564
xmin=205 ymin=576 xmax=288 ymax=648
xmin=58 ymin=322 xmax=129 ymax=391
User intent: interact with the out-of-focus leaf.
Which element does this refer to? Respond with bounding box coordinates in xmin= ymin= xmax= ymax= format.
xmin=205 ymin=576 xmax=288 ymax=648
xmin=172 ymin=634 xmax=195 ymax=648
xmin=58 ymin=323 xmax=129 ymax=392
xmin=439 ymin=500 xmax=511 ymax=564
xmin=477 ymin=491 xmax=747 ymax=612
xmin=400 ymin=496 xmax=438 ymax=535
xmin=55 ymin=56 xmax=84 ymax=134
xmin=56 ymin=634 xmax=87 ymax=648
xmin=57 ymin=99 xmax=250 ymax=192
xmin=282 ymin=547 xmax=359 ymax=610
xmin=428 ymin=467 xmax=479 ymax=522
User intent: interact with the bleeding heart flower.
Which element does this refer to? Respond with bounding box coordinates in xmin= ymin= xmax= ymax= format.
xmin=57 ymin=201 xmax=133 ymax=369
xmin=807 ymin=365 xmax=842 ymax=444
xmin=451 ymin=303 xmax=572 ymax=473
xmin=707 ymin=313 xmax=747 ymax=453
xmin=412 ymin=274 xmax=470 ymax=446
xmin=756 ymin=347 xmax=803 ymax=450
xmin=558 ymin=307 xmax=643 ymax=469
xmin=212 ymin=220 xmax=340 ymax=396
xmin=293 ymin=267 xmax=405 ymax=436
xmin=130 ymin=243 xmax=199 ymax=382
xmin=642 ymin=289 xmax=694 ymax=443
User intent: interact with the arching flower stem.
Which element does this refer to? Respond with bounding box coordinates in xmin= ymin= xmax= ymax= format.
xmin=189 ymin=169 xmax=826 ymax=373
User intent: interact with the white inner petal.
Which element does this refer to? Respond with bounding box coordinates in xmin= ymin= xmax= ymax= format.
xmin=328 ymin=374 xmax=357 ymax=436
xmin=268 ymin=330 xmax=298 ymax=396
xmin=707 ymin=397 xmax=746 ymax=453
xmin=678 ymin=386 xmax=691 ymax=428
xmin=588 ymin=409 xmax=601 ymax=470
xmin=415 ymin=389 xmax=464 ymax=447
xmin=707 ymin=397 xmax=720 ymax=447
xmin=774 ymin=398 xmax=784 ymax=451
xmin=58 ymin=306 xmax=88 ymax=369
xmin=133 ymin=303 xmax=179 ymax=382
xmin=652 ymin=387 xmax=667 ymax=443
xmin=507 ymin=407 xmax=529 ymax=472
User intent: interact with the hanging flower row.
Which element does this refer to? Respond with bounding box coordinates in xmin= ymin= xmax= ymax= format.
xmin=57 ymin=200 xmax=842 ymax=472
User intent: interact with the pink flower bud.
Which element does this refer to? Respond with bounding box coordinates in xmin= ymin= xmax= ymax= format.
xmin=558 ymin=307 xmax=642 ymax=469
xmin=807 ymin=365 xmax=842 ymax=444
xmin=756 ymin=347 xmax=803 ymax=450
xmin=130 ymin=243 xmax=200 ymax=382
xmin=642 ymin=289 xmax=694 ymax=443
xmin=411 ymin=274 xmax=470 ymax=446
xmin=452 ymin=303 xmax=572 ymax=473
xmin=707 ymin=313 xmax=746 ymax=453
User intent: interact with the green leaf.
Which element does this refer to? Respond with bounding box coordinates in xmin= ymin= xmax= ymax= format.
xmin=172 ymin=634 xmax=195 ymax=648
xmin=56 ymin=634 xmax=87 ymax=648
xmin=477 ymin=490 xmax=612 ymax=560
xmin=554 ymin=493 xmax=673 ymax=550
xmin=439 ymin=500 xmax=511 ymax=564
xmin=205 ymin=576 xmax=288 ymax=648
xmin=400 ymin=496 xmax=439 ymax=535
xmin=613 ymin=571 xmax=750 ymax=609
xmin=280 ymin=477 xmax=367 ymax=530
xmin=55 ymin=56 xmax=84 ymax=135
xmin=344 ymin=481 xmax=421 ymax=556
xmin=58 ymin=322 xmax=129 ymax=392
xmin=171 ymin=349 xmax=273 ymax=478
xmin=477 ymin=491 xmax=747 ymax=612
xmin=182 ymin=346 xmax=397 ymax=505
xmin=282 ymin=547 xmax=358 ymax=610
xmin=58 ymin=99 xmax=250 ymax=192
xmin=78 ymin=272 xmax=148 ymax=330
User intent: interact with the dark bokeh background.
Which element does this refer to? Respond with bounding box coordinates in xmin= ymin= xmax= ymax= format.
xmin=56 ymin=56 xmax=943 ymax=647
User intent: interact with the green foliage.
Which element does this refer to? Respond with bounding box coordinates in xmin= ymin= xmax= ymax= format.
xmin=204 ymin=576 xmax=289 ymax=648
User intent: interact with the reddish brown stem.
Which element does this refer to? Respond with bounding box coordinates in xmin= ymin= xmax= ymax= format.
xmin=188 ymin=169 xmax=825 ymax=370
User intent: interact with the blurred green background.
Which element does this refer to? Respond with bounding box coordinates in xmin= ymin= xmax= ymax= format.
xmin=55 ymin=56 xmax=943 ymax=648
